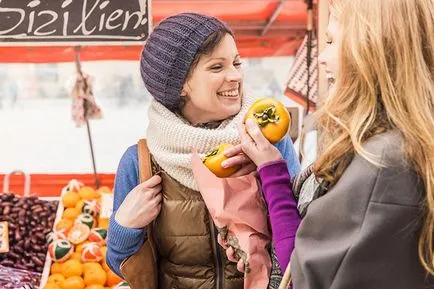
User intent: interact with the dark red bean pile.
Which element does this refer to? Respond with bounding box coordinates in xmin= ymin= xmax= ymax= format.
xmin=0 ymin=193 xmax=58 ymax=273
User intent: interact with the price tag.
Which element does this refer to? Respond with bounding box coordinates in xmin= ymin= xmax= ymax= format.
xmin=100 ymin=193 xmax=114 ymax=219
xmin=0 ymin=222 xmax=10 ymax=253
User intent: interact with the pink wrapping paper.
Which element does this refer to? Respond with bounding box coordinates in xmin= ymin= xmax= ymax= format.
xmin=191 ymin=152 xmax=271 ymax=289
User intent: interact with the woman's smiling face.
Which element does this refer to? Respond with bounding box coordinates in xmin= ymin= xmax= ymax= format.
xmin=181 ymin=33 xmax=244 ymax=125
xmin=318 ymin=15 xmax=340 ymax=89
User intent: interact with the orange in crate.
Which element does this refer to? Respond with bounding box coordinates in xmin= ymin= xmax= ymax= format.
xmin=97 ymin=218 xmax=109 ymax=230
xmin=61 ymin=259 xmax=84 ymax=278
xmin=79 ymin=186 xmax=98 ymax=200
xmin=60 ymin=276 xmax=85 ymax=289
xmin=76 ymin=199 xmax=86 ymax=211
xmin=106 ymin=270 xmax=123 ymax=287
xmin=93 ymin=190 xmax=102 ymax=199
xmin=70 ymin=252 xmax=81 ymax=261
xmin=84 ymin=267 xmax=107 ymax=286
xmin=100 ymin=246 xmax=107 ymax=257
xmin=100 ymin=246 xmax=110 ymax=272
xmin=101 ymin=261 xmax=110 ymax=273
xmin=85 ymin=285 xmax=105 ymax=289
xmin=83 ymin=262 xmax=103 ymax=273
xmin=48 ymin=274 xmax=66 ymax=286
xmin=51 ymin=262 xmax=63 ymax=274
xmin=97 ymin=186 xmax=111 ymax=195
xmin=63 ymin=208 xmax=81 ymax=220
xmin=55 ymin=219 xmax=74 ymax=233
xmin=62 ymin=191 xmax=81 ymax=208
xmin=43 ymin=283 xmax=61 ymax=289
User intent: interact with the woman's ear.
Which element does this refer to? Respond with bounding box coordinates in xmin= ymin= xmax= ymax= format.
xmin=179 ymin=86 xmax=189 ymax=109
xmin=181 ymin=82 xmax=190 ymax=97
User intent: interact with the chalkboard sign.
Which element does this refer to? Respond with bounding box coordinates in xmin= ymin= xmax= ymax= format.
xmin=0 ymin=0 xmax=151 ymax=46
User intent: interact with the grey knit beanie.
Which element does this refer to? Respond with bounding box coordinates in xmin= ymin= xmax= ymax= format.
xmin=140 ymin=13 xmax=233 ymax=111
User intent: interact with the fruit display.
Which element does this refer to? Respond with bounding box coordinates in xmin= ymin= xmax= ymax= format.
xmin=245 ymin=97 xmax=291 ymax=144
xmin=0 ymin=193 xmax=58 ymax=273
xmin=41 ymin=180 xmax=126 ymax=289
xmin=202 ymin=144 xmax=241 ymax=178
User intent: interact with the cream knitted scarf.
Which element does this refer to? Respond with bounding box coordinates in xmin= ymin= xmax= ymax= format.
xmin=147 ymin=95 xmax=255 ymax=191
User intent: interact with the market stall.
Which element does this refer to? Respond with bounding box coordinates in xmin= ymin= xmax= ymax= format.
xmin=0 ymin=0 xmax=311 ymax=196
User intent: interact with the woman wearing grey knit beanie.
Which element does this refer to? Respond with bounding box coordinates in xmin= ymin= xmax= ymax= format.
xmin=106 ymin=13 xmax=301 ymax=289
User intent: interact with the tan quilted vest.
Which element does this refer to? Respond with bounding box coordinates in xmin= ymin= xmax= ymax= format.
xmin=152 ymin=159 xmax=244 ymax=289
xmin=120 ymin=141 xmax=244 ymax=289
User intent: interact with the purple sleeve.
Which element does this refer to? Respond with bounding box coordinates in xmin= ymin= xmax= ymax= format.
xmin=258 ymin=159 xmax=301 ymax=272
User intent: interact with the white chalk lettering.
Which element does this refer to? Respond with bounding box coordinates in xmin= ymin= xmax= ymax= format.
xmin=106 ymin=9 xmax=122 ymax=30
xmin=34 ymin=10 xmax=58 ymax=36
xmin=73 ymin=0 xmax=99 ymax=35
xmin=123 ymin=10 xmax=143 ymax=30
xmin=99 ymin=1 xmax=109 ymax=9
xmin=27 ymin=0 xmax=40 ymax=8
xmin=62 ymin=11 xmax=69 ymax=36
xmin=99 ymin=11 xmax=105 ymax=31
xmin=0 ymin=7 xmax=25 ymax=35
xmin=62 ymin=0 xmax=73 ymax=9
xmin=28 ymin=11 xmax=35 ymax=33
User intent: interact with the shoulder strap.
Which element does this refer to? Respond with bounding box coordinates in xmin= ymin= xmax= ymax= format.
xmin=137 ymin=139 xmax=152 ymax=182
xmin=137 ymin=139 xmax=158 ymax=263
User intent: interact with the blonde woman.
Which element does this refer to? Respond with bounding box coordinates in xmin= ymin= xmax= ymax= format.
xmin=231 ymin=0 xmax=434 ymax=288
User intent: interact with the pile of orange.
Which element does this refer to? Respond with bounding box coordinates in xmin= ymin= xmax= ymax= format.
xmin=43 ymin=183 xmax=124 ymax=289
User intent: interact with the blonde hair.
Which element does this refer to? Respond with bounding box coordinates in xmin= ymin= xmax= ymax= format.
xmin=315 ymin=0 xmax=434 ymax=274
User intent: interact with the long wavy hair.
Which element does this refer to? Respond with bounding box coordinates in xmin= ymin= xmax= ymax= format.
xmin=313 ymin=0 xmax=434 ymax=274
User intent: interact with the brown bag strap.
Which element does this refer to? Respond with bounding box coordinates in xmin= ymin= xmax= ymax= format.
xmin=137 ymin=139 xmax=158 ymax=262
xmin=137 ymin=139 xmax=152 ymax=183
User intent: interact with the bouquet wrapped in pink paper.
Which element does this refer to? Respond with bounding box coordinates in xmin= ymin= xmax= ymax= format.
xmin=191 ymin=152 xmax=272 ymax=289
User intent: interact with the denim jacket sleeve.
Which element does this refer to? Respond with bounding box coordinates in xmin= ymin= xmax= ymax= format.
xmin=106 ymin=145 xmax=146 ymax=277
xmin=275 ymin=136 xmax=301 ymax=178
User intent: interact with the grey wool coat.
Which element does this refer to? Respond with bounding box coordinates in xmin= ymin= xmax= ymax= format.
xmin=291 ymin=131 xmax=434 ymax=289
